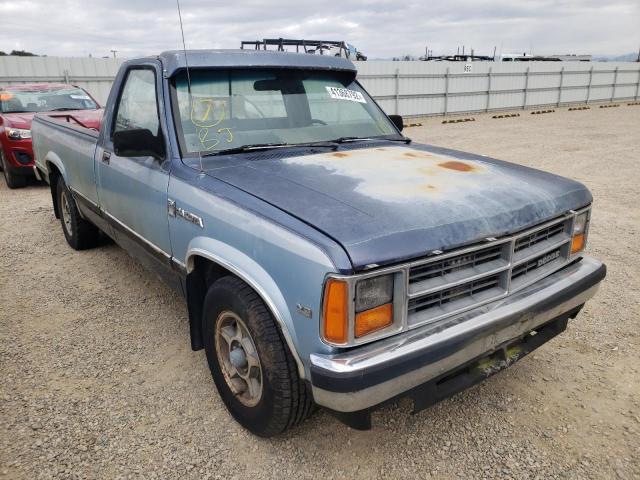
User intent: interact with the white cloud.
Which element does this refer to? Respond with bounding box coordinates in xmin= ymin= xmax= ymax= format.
xmin=1 ymin=0 xmax=638 ymax=58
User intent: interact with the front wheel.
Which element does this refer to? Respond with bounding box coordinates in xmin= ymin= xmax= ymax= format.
xmin=1 ymin=150 xmax=27 ymax=189
xmin=202 ymin=276 xmax=315 ymax=436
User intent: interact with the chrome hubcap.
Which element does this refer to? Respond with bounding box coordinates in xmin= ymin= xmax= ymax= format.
xmin=61 ymin=191 xmax=73 ymax=236
xmin=215 ymin=311 xmax=263 ymax=407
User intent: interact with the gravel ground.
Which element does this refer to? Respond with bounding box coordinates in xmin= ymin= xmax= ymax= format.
xmin=1 ymin=105 xmax=639 ymax=480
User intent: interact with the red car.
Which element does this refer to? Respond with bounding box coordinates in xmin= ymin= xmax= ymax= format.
xmin=0 ymin=83 xmax=103 ymax=188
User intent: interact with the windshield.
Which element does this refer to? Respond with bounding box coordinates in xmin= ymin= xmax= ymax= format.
xmin=0 ymin=86 xmax=98 ymax=114
xmin=171 ymin=69 xmax=399 ymax=155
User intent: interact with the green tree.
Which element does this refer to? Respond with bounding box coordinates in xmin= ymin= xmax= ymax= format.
xmin=9 ymin=50 xmax=38 ymax=56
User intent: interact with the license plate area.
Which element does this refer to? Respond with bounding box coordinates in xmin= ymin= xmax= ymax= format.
xmin=410 ymin=313 xmax=573 ymax=413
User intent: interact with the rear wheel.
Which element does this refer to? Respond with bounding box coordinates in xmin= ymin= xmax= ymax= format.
xmin=56 ymin=176 xmax=100 ymax=250
xmin=1 ymin=150 xmax=27 ymax=189
xmin=202 ymin=276 xmax=315 ymax=436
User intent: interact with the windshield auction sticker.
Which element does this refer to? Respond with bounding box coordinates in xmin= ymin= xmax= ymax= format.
xmin=326 ymin=86 xmax=366 ymax=103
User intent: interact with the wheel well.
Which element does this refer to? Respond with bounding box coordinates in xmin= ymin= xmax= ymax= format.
xmin=47 ymin=163 xmax=62 ymax=219
xmin=186 ymin=256 xmax=237 ymax=351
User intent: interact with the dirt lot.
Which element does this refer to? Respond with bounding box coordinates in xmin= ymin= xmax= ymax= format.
xmin=1 ymin=105 xmax=639 ymax=479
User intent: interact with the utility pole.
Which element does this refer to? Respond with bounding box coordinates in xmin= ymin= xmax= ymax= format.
xmin=110 ymin=49 xmax=118 ymax=59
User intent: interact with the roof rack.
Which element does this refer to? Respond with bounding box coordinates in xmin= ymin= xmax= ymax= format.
xmin=240 ymin=38 xmax=366 ymax=60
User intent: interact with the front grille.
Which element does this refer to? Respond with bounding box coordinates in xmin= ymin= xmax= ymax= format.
xmin=408 ymin=273 xmax=504 ymax=318
xmin=515 ymin=222 xmax=565 ymax=252
xmin=407 ymin=215 xmax=575 ymax=328
xmin=409 ymin=244 xmax=507 ymax=295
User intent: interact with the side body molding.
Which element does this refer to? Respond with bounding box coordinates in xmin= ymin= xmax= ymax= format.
xmin=186 ymin=237 xmax=305 ymax=378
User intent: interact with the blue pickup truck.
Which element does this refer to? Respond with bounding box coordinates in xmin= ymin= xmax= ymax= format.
xmin=32 ymin=50 xmax=606 ymax=436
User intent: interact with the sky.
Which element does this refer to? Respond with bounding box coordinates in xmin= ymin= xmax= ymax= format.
xmin=1 ymin=0 xmax=638 ymax=59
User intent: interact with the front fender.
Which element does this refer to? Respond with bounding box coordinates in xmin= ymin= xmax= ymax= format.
xmin=186 ymin=236 xmax=305 ymax=378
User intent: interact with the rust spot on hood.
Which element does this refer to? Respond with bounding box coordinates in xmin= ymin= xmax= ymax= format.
xmin=404 ymin=151 xmax=434 ymax=159
xmin=438 ymin=161 xmax=476 ymax=172
xmin=332 ymin=152 xmax=349 ymax=158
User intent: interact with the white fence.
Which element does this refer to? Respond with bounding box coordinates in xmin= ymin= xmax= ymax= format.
xmin=357 ymin=61 xmax=640 ymax=117
xmin=1 ymin=56 xmax=639 ymax=117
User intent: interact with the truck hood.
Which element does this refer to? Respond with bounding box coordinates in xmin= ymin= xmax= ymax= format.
xmin=2 ymin=112 xmax=36 ymax=129
xmin=206 ymin=143 xmax=592 ymax=270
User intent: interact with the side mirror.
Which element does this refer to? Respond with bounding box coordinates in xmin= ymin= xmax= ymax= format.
xmin=389 ymin=115 xmax=404 ymax=132
xmin=113 ymin=128 xmax=165 ymax=160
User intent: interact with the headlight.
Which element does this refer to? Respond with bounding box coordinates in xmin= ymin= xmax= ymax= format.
xmin=7 ymin=128 xmax=31 ymax=140
xmin=355 ymin=275 xmax=393 ymax=312
xmin=571 ymin=210 xmax=589 ymax=255
xmin=322 ymin=273 xmax=396 ymax=345
xmin=354 ymin=274 xmax=394 ymax=338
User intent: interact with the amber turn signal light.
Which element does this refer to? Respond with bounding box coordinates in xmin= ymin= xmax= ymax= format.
xmin=571 ymin=233 xmax=585 ymax=254
xmin=355 ymin=303 xmax=393 ymax=338
xmin=322 ymin=279 xmax=349 ymax=344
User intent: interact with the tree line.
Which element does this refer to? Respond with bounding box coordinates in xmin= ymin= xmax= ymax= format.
xmin=0 ymin=50 xmax=38 ymax=56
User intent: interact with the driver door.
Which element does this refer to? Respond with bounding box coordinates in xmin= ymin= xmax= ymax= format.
xmin=96 ymin=65 xmax=177 ymax=289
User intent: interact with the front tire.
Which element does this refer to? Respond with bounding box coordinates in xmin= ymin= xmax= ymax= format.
xmin=1 ymin=150 xmax=27 ymax=189
xmin=56 ymin=176 xmax=100 ymax=250
xmin=202 ymin=276 xmax=315 ymax=437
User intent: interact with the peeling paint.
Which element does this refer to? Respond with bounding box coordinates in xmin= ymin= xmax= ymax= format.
xmin=283 ymin=146 xmax=489 ymax=202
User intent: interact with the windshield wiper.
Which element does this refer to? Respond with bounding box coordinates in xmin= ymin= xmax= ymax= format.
xmin=48 ymin=107 xmax=78 ymax=112
xmin=330 ymin=136 xmax=376 ymax=143
xmin=201 ymin=141 xmax=337 ymax=157
xmin=329 ymin=136 xmax=411 ymax=144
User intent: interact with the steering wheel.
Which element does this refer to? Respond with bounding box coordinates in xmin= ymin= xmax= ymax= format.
xmin=310 ymin=119 xmax=328 ymax=125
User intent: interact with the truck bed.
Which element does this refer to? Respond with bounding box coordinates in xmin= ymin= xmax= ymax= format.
xmin=32 ymin=112 xmax=101 ymax=206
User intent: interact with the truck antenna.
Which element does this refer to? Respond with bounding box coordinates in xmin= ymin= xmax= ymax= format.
xmin=176 ymin=0 xmax=204 ymax=173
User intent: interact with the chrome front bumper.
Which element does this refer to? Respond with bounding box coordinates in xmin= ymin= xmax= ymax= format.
xmin=310 ymin=256 xmax=606 ymax=413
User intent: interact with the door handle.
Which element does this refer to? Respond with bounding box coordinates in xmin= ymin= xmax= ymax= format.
xmin=101 ymin=151 xmax=111 ymax=165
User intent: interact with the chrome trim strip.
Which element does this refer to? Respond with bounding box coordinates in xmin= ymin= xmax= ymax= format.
xmin=408 ymin=237 xmax=512 ymax=269
xmin=69 ymin=187 xmax=100 ymax=211
xmin=70 ymin=187 xmax=185 ymax=270
xmin=103 ymin=210 xmax=171 ymax=260
xmin=512 ymin=237 xmax=571 ymax=266
xmin=186 ymin=247 xmax=306 ymax=379
xmin=171 ymin=257 xmax=187 ymax=272
xmin=407 ymin=263 xmax=510 ymax=299
xmin=407 ymin=288 xmax=509 ymax=329
xmin=511 ymin=214 xmax=571 ymax=240
xmin=311 ymin=256 xmax=603 ymax=412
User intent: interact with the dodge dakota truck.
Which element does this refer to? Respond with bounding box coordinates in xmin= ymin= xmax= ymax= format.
xmin=32 ymin=50 xmax=606 ymax=437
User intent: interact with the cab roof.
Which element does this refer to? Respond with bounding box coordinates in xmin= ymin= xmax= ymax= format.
xmin=153 ymin=49 xmax=357 ymax=78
